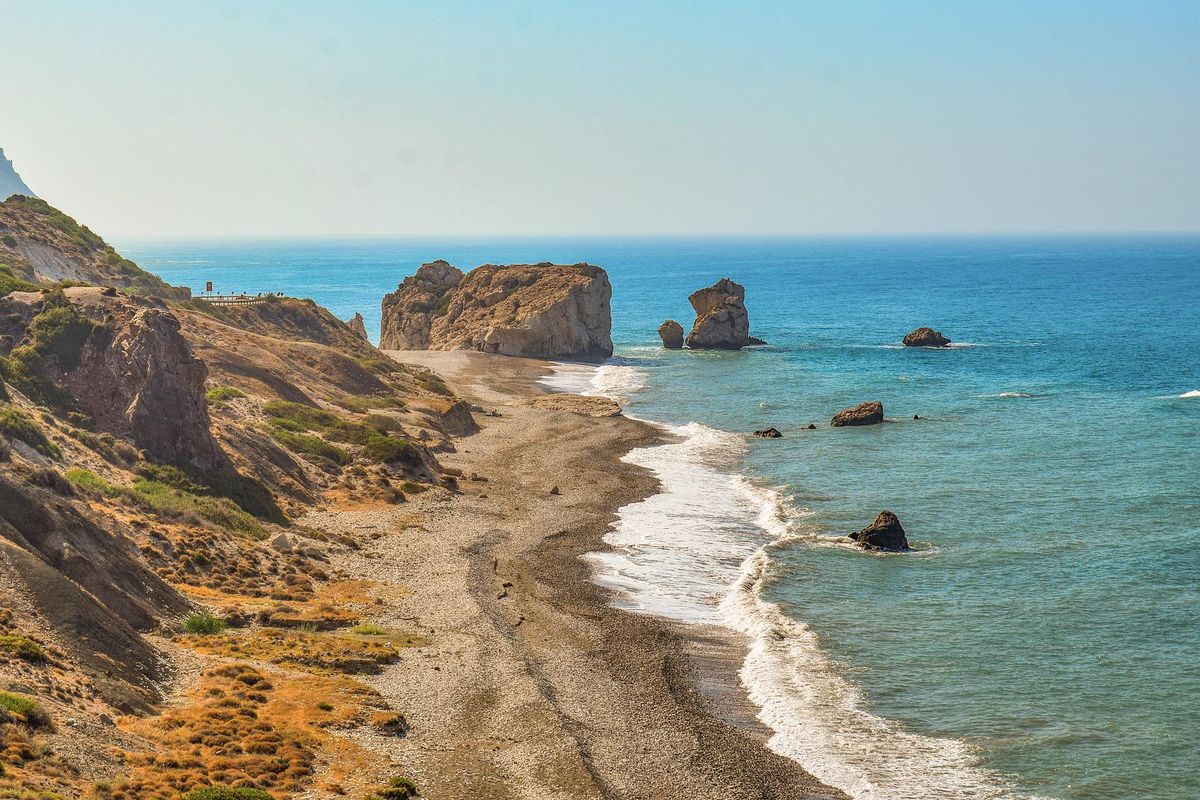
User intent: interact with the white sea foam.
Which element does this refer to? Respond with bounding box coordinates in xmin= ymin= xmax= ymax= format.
xmin=544 ymin=359 xmax=1036 ymax=799
xmin=986 ymin=391 xmax=1035 ymax=399
xmin=1178 ymin=389 xmax=1200 ymax=398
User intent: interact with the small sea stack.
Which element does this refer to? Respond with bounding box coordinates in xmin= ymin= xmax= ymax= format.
xmin=849 ymin=511 xmax=911 ymax=551
xmin=685 ymin=277 xmax=753 ymax=349
xmin=831 ymin=401 xmax=884 ymax=427
xmin=753 ymin=427 xmax=782 ymax=438
xmin=902 ymin=327 xmax=951 ymax=347
xmin=658 ymin=319 xmax=684 ymax=349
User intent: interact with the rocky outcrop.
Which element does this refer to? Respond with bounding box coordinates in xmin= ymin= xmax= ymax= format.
xmin=381 ymin=261 xmax=613 ymax=361
xmin=685 ymin=278 xmax=753 ymax=349
xmin=849 ymin=511 xmax=910 ymax=551
xmin=831 ymin=401 xmax=884 ymax=427
xmin=347 ymin=312 xmax=369 ymax=340
xmin=753 ymin=427 xmax=782 ymax=438
xmin=902 ymin=327 xmax=951 ymax=347
xmin=0 ymin=148 xmax=35 ymax=200
xmin=658 ymin=319 xmax=684 ymax=349
xmin=379 ymin=260 xmax=464 ymax=349
xmin=1 ymin=287 xmax=227 ymax=471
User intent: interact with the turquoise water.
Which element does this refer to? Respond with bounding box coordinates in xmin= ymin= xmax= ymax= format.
xmin=125 ymin=237 xmax=1200 ymax=799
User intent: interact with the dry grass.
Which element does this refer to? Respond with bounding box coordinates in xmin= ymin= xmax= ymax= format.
xmin=181 ymin=627 xmax=421 ymax=676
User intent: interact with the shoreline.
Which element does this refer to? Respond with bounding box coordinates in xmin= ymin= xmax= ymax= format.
xmin=312 ymin=350 xmax=846 ymax=799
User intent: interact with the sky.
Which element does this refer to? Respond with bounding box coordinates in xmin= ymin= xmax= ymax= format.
xmin=2 ymin=1 xmax=1198 ymax=238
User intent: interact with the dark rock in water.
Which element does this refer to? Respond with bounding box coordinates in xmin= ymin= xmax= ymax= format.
xmin=747 ymin=336 xmax=768 ymax=346
xmin=849 ymin=511 xmax=910 ymax=551
xmin=658 ymin=319 xmax=684 ymax=349
xmin=913 ymin=414 xmax=920 ymax=420
xmin=902 ymin=327 xmax=951 ymax=347
xmin=753 ymin=427 xmax=782 ymax=438
xmin=831 ymin=401 xmax=884 ymax=427
xmin=807 ymin=424 xmax=817 ymax=430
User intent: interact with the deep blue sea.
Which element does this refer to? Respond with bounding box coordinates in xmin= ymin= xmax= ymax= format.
xmin=124 ymin=237 xmax=1200 ymax=800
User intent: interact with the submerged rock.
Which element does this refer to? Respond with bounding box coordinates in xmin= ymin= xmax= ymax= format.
xmin=831 ymin=401 xmax=884 ymax=427
xmin=658 ymin=319 xmax=684 ymax=349
xmin=685 ymin=278 xmax=754 ymax=349
xmin=381 ymin=261 xmax=613 ymax=361
xmin=902 ymin=327 xmax=951 ymax=347
xmin=753 ymin=427 xmax=783 ymax=438
xmin=849 ymin=510 xmax=910 ymax=551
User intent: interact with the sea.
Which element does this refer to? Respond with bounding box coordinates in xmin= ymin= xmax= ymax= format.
xmin=123 ymin=236 xmax=1200 ymax=800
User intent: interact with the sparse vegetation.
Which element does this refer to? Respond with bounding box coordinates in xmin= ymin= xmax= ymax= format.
xmin=0 ymin=634 xmax=48 ymax=663
xmin=0 ymin=691 xmax=50 ymax=728
xmin=204 ymin=385 xmax=246 ymax=405
xmin=182 ymin=612 xmax=227 ymax=635
xmin=362 ymin=434 xmax=420 ymax=466
xmin=269 ymin=429 xmax=351 ymax=466
xmin=351 ymin=623 xmax=387 ymax=636
xmin=0 ymin=406 xmax=60 ymax=458
xmin=364 ymin=776 xmax=420 ymax=799
xmin=0 ymin=263 xmax=38 ymax=295
xmin=65 ymin=468 xmax=121 ymax=497
xmin=128 ymin=479 xmax=266 ymax=538
xmin=182 ymin=788 xmax=273 ymax=800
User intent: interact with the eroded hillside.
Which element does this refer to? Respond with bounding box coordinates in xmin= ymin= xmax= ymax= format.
xmin=0 ymin=201 xmax=471 ymax=799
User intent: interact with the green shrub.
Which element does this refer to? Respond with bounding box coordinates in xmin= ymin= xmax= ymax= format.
xmin=352 ymin=623 xmax=388 ymax=636
xmin=128 ymin=479 xmax=265 ymax=537
xmin=24 ymin=298 xmax=96 ymax=369
xmin=262 ymin=400 xmax=335 ymax=430
xmin=182 ymin=788 xmax=273 ymax=800
xmin=182 ymin=612 xmax=227 ymax=635
xmin=323 ymin=420 xmax=376 ymax=445
xmin=0 ymin=263 xmax=38 ymax=295
xmin=205 ymin=385 xmax=246 ymax=405
xmin=366 ymin=776 xmax=419 ymax=799
xmin=0 ymin=634 xmax=48 ymax=663
xmin=362 ymin=433 xmax=420 ymax=466
xmin=134 ymin=462 xmax=206 ymax=493
xmin=0 ymin=690 xmax=50 ymax=727
xmin=65 ymin=468 xmax=121 ymax=497
xmin=269 ymin=429 xmax=351 ymax=466
xmin=0 ymin=405 xmax=60 ymax=457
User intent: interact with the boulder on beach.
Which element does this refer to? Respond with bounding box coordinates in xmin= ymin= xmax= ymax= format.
xmin=685 ymin=278 xmax=754 ymax=349
xmin=658 ymin=319 xmax=684 ymax=349
xmin=753 ymin=427 xmax=782 ymax=438
xmin=849 ymin=511 xmax=911 ymax=551
xmin=831 ymin=401 xmax=884 ymax=427
xmin=902 ymin=327 xmax=951 ymax=347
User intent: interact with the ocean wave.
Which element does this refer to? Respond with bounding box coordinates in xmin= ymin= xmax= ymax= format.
xmin=539 ymin=361 xmax=648 ymax=403
xmin=1177 ymin=389 xmax=1200 ymax=398
xmin=720 ymin=547 xmax=1036 ymax=799
xmin=588 ymin=407 xmax=1032 ymax=798
xmin=984 ymin=391 xmax=1035 ymax=399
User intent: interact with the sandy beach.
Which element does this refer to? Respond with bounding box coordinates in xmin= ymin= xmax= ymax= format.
xmin=303 ymin=351 xmax=846 ymax=800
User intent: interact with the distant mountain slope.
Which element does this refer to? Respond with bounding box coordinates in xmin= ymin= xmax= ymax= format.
xmin=0 ymin=148 xmax=35 ymax=200
xmin=0 ymin=195 xmax=190 ymax=300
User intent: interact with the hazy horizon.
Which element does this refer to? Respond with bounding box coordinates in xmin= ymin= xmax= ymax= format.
xmin=4 ymin=1 xmax=1198 ymax=238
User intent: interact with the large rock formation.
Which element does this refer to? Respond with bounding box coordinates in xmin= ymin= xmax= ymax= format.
xmin=0 ymin=148 xmax=35 ymax=201
xmin=831 ymin=401 xmax=884 ymax=427
xmin=902 ymin=327 xmax=951 ymax=347
xmin=379 ymin=260 xmax=464 ymax=349
xmin=685 ymin=278 xmax=753 ymax=349
xmin=849 ymin=511 xmax=911 ymax=551
xmin=381 ymin=261 xmax=613 ymax=361
xmin=0 ymin=287 xmax=226 ymax=471
xmin=658 ymin=319 xmax=684 ymax=349
xmin=347 ymin=312 xmax=369 ymax=340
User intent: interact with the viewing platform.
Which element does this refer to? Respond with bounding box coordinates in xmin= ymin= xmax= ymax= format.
xmin=197 ymin=292 xmax=282 ymax=307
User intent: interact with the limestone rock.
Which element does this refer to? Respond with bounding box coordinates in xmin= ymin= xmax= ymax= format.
xmin=381 ymin=261 xmax=613 ymax=361
xmin=347 ymin=312 xmax=369 ymax=340
xmin=849 ymin=511 xmax=910 ymax=551
xmin=658 ymin=319 xmax=684 ymax=349
xmin=831 ymin=401 xmax=884 ymax=427
xmin=902 ymin=327 xmax=951 ymax=347
xmin=685 ymin=278 xmax=752 ymax=349
xmin=379 ymin=260 xmax=464 ymax=349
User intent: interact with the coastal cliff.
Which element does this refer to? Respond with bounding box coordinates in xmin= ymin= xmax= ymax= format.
xmin=0 ymin=148 xmax=35 ymax=201
xmin=381 ymin=261 xmax=613 ymax=361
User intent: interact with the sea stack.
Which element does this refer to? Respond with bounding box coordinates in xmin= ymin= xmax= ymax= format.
xmin=831 ymin=401 xmax=884 ymax=427
xmin=347 ymin=312 xmax=369 ymax=340
xmin=685 ymin=278 xmax=754 ymax=349
xmin=658 ymin=319 xmax=684 ymax=349
xmin=902 ymin=327 xmax=951 ymax=347
xmin=380 ymin=261 xmax=613 ymax=361
xmin=849 ymin=511 xmax=911 ymax=551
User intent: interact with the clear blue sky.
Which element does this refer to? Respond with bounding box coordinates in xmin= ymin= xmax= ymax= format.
xmin=2 ymin=1 xmax=1197 ymax=237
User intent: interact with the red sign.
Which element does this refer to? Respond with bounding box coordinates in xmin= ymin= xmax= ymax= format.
xmin=206 ymin=281 xmax=213 ymax=293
